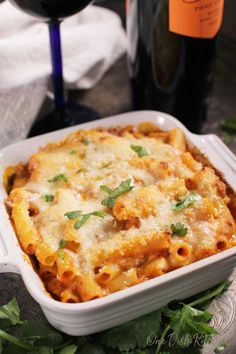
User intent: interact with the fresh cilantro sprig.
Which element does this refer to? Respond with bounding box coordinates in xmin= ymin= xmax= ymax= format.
xmin=131 ymin=144 xmax=149 ymax=157
xmin=64 ymin=210 xmax=106 ymax=230
xmin=0 ymin=282 xmax=230 ymax=353
xmin=172 ymin=192 xmax=199 ymax=211
xmin=48 ymin=174 xmax=68 ymax=183
xmin=101 ymin=179 xmax=134 ymax=208
xmin=171 ymin=223 xmax=188 ymax=237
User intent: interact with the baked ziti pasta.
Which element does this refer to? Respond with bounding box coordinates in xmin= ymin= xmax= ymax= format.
xmin=4 ymin=122 xmax=236 ymax=302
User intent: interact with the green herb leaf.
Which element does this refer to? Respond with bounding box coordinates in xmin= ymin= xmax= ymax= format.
xmin=0 ymin=298 xmax=23 ymax=326
xmin=81 ymin=138 xmax=89 ymax=145
xmin=101 ymin=310 xmax=161 ymax=352
xmin=74 ymin=211 xmax=106 ymax=230
xmin=35 ymin=347 xmax=53 ymax=354
xmin=131 ymin=144 xmax=149 ymax=157
xmin=59 ymin=239 xmax=68 ymax=249
xmin=100 ymin=162 xmax=112 ymax=169
xmin=172 ymin=192 xmax=199 ymax=211
xmin=48 ymin=174 xmax=68 ymax=183
xmin=64 ymin=210 xmax=82 ymax=220
xmin=42 ymin=194 xmax=54 ymax=203
xmin=76 ymin=168 xmax=88 ymax=174
xmin=20 ymin=321 xmax=63 ymax=347
xmin=100 ymin=185 xmax=113 ymax=194
xmin=59 ymin=344 xmax=78 ymax=354
xmin=0 ymin=329 xmax=33 ymax=350
xmin=101 ymin=179 xmax=134 ymax=208
xmin=80 ymin=343 xmax=105 ymax=354
xmin=163 ymin=304 xmax=217 ymax=348
xmin=70 ymin=150 xmax=77 ymax=155
xmin=57 ymin=250 xmax=65 ymax=261
xmin=171 ymin=223 xmax=188 ymax=237
xmin=74 ymin=214 xmax=91 ymax=230
xmin=221 ymin=116 xmax=236 ymax=134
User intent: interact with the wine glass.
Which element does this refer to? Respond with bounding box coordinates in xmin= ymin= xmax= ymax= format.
xmin=9 ymin=0 xmax=98 ymax=137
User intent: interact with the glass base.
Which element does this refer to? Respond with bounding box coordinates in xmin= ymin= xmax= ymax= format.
xmin=28 ymin=101 xmax=99 ymax=137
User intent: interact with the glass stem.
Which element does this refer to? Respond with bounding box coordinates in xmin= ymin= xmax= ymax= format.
xmin=48 ymin=20 xmax=65 ymax=113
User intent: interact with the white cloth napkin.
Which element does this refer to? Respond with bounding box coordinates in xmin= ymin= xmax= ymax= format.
xmin=0 ymin=2 xmax=126 ymax=148
xmin=0 ymin=1 xmax=127 ymax=90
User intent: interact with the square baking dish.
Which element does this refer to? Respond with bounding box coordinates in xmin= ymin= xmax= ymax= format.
xmin=0 ymin=110 xmax=236 ymax=336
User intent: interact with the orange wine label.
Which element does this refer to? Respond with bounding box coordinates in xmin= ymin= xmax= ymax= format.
xmin=169 ymin=0 xmax=224 ymax=38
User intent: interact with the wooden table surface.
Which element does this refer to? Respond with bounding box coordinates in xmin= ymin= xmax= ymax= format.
xmin=1 ymin=1 xmax=236 ymax=353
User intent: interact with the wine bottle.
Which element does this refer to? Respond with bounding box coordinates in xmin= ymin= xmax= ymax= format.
xmin=127 ymin=0 xmax=224 ymax=133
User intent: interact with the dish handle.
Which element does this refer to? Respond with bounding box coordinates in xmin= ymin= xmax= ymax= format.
xmin=0 ymin=236 xmax=20 ymax=274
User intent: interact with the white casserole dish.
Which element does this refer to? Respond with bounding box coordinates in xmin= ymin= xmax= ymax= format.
xmin=0 ymin=110 xmax=236 ymax=336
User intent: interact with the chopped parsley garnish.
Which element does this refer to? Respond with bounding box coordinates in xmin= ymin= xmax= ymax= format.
xmin=48 ymin=173 xmax=68 ymax=183
xmin=74 ymin=211 xmax=106 ymax=230
xmin=130 ymin=144 xmax=149 ymax=157
xmin=57 ymin=250 xmax=65 ymax=261
xmin=64 ymin=210 xmax=82 ymax=219
xmin=70 ymin=150 xmax=77 ymax=155
xmin=101 ymin=161 xmax=112 ymax=169
xmin=172 ymin=192 xmax=198 ymax=211
xmin=81 ymin=138 xmax=89 ymax=145
xmin=65 ymin=210 xmax=106 ymax=230
xmin=59 ymin=239 xmax=68 ymax=249
xmin=171 ymin=222 xmax=188 ymax=237
xmin=76 ymin=168 xmax=87 ymax=174
xmin=42 ymin=194 xmax=54 ymax=202
xmin=100 ymin=179 xmax=134 ymax=208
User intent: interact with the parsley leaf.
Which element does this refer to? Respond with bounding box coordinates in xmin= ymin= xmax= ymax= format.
xmin=79 ymin=342 xmax=105 ymax=354
xmin=101 ymin=179 xmax=134 ymax=208
xmin=163 ymin=304 xmax=217 ymax=348
xmin=20 ymin=321 xmax=63 ymax=347
xmin=76 ymin=168 xmax=88 ymax=174
xmin=101 ymin=310 xmax=161 ymax=351
xmin=74 ymin=211 xmax=106 ymax=230
xmin=81 ymin=138 xmax=89 ymax=145
xmin=221 ymin=116 xmax=236 ymax=134
xmin=59 ymin=239 xmax=68 ymax=249
xmin=0 ymin=298 xmax=23 ymax=326
xmin=59 ymin=344 xmax=78 ymax=354
xmin=70 ymin=150 xmax=77 ymax=155
xmin=48 ymin=174 xmax=68 ymax=183
xmin=100 ymin=161 xmax=112 ymax=169
xmin=172 ymin=192 xmax=198 ymax=211
xmin=131 ymin=144 xmax=149 ymax=157
xmin=171 ymin=223 xmax=188 ymax=237
xmin=64 ymin=210 xmax=82 ymax=219
xmin=42 ymin=194 xmax=54 ymax=203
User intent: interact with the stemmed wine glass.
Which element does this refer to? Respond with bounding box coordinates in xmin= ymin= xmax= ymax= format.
xmin=9 ymin=0 xmax=98 ymax=136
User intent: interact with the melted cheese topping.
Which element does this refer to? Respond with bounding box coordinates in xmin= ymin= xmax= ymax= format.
xmin=6 ymin=124 xmax=236 ymax=302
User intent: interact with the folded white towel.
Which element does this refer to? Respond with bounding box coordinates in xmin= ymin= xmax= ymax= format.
xmin=0 ymin=2 xmax=127 ymax=90
xmin=0 ymin=2 xmax=126 ymax=148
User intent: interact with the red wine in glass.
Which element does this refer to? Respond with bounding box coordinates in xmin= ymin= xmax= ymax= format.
xmin=9 ymin=0 xmax=98 ymax=136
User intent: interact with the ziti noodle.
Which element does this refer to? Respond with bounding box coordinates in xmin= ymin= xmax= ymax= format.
xmin=4 ymin=122 xmax=236 ymax=302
